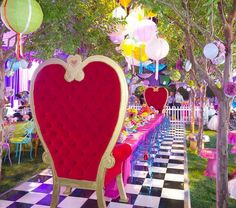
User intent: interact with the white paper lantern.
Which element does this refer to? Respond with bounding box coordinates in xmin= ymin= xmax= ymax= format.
xmin=203 ymin=43 xmax=219 ymax=59
xmin=112 ymin=7 xmax=127 ymax=19
xmin=185 ymin=60 xmax=192 ymax=72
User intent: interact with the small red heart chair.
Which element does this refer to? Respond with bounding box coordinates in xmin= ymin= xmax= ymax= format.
xmin=30 ymin=55 xmax=131 ymax=208
xmin=144 ymin=87 xmax=168 ymax=113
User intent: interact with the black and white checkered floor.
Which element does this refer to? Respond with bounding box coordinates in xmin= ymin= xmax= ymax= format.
xmin=0 ymin=122 xmax=190 ymax=208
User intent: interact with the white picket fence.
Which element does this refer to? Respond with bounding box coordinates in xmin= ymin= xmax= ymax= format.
xmin=128 ymin=105 xmax=209 ymax=124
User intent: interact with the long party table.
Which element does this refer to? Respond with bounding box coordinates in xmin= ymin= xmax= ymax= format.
xmin=105 ymin=113 xmax=165 ymax=198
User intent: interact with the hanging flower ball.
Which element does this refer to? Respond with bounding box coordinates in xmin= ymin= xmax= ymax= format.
xmin=133 ymin=19 xmax=157 ymax=43
xmin=133 ymin=44 xmax=149 ymax=62
xmin=203 ymin=43 xmax=219 ymax=60
xmin=224 ymin=82 xmax=236 ymax=97
xmin=121 ymin=39 xmax=135 ymax=57
xmin=112 ymin=7 xmax=127 ymax=19
xmin=170 ymin=70 xmax=181 ymax=81
xmin=1 ymin=0 xmax=43 ymax=34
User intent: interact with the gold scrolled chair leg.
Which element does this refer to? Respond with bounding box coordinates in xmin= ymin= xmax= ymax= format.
xmin=96 ymin=187 xmax=106 ymax=208
xmin=50 ymin=180 xmax=60 ymax=208
xmin=116 ymin=173 xmax=128 ymax=202
xmin=63 ymin=186 xmax=72 ymax=195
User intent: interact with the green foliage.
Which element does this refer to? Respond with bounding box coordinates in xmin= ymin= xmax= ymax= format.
xmin=23 ymin=0 xmax=123 ymax=61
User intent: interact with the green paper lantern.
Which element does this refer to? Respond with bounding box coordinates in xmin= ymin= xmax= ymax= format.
xmin=170 ymin=70 xmax=181 ymax=81
xmin=160 ymin=75 xmax=170 ymax=86
xmin=1 ymin=0 xmax=43 ymax=34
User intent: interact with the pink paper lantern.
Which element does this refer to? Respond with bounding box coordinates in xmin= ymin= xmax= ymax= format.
xmin=133 ymin=19 xmax=157 ymax=42
xmin=109 ymin=32 xmax=125 ymax=44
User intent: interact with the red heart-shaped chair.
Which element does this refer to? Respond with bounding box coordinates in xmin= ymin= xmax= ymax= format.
xmin=30 ymin=55 xmax=131 ymax=208
xmin=144 ymin=87 xmax=168 ymax=113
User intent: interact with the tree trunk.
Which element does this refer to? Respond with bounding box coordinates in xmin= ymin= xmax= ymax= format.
xmin=0 ymin=63 xmax=5 ymax=180
xmin=216 ymin=97 xmax=230 ymax=208
xmin=197 ymin=84 xmax=206 ymax=153
xmin=190 ymin=89 xmax=195 ymax=134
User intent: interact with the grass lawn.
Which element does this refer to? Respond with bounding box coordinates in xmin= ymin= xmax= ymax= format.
xmin=0 ymin=122 xmax=47 ymax=195
xmin=186 ymin=126 xmax=236 ymax=208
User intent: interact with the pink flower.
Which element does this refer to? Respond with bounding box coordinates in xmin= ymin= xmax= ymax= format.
xmin=224 ymin=82 xmax=236 ymax=97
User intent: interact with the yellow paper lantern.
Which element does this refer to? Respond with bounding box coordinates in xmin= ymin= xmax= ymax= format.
xmin=133 ymin=44 xmax=148 ymax=62
xmin=120 ymin=0 xmax=132 ymax=8
xmin=121 ymin=39 xmax=135 ymax=57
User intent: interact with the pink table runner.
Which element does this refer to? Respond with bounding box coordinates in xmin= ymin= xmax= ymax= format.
xmin=105 ymin=114 xmax=165 ymax=198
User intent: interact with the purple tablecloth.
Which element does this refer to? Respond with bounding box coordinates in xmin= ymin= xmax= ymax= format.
xmin=105 ymin=114 xmax=164 ymax=198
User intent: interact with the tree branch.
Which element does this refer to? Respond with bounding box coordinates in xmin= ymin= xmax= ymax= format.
xmin=228 ymin=0 xmax=236 ymax=25
xmin=218 ymin=0 xmax=227 ymax=25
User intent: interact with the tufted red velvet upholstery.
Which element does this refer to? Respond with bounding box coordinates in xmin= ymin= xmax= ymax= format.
xmin=144 ymin=87 xmax=168 ymax=112
xmin=33 ymin=62 xmax=126 ymax=181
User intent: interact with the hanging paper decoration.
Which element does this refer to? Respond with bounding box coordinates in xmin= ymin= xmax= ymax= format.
xmin=145 ymin=37 xmax=169 ymax=80
xmin=224 ymin=82 xmax=236 ymax=97
xmin=112 ymin=7 xmax=127 ymax=19
xmin=108 ymin=24 xmax=126 ymax=45
xmin=169 ymin=70 xmax=181 ymax=81
xmin=159 ymin=75 xmax=170 ymax=86
xmin=188 ymin=80 xmax=195 ymax=87
xmin=137 ymin=73 xmax=153 ymax=79
xmin=184 ymin=60 xmax=192 ymax=72
xmin=133 ymin=19 xmax=157 ymax=43
xmin=121 ymin=39 xmax=135 ymax=57
xmin=215 ymin=79 xmax=222 ymax=89
xmin=120 ymin=0 xmax=132 ymax=10
xmin=133 ymin=44 xmax=148 ymax=74
xmin=203 ymin=43 xmax=219 ymax=59
xmin=144 ymin=63 xmax=167 ymax=73
xmin=1 ymin=0 xmax=43 ymax=58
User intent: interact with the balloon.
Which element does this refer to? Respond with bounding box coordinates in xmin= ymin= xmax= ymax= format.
xmin=133 ymin=44 xmax=148 ymax=62
xmin=145 ymin=37 xmax=169 ymax=60
xmin=120 ymin=0 xmax=132 ymax=8
xmin=185 ymin=60 xmax=192 ymax=72
xmin=121 ymin=39 xmax=135 ymax=57
xmin=1 ymin=0 xmax=43 ymax=34
xmin=19 ymin=59 xmax=29 ymax=69
xmin=203 ymin=43 xmax=219 ymax=59
xmin=133 ymin=19 xmax=157 ymax=42
xmin=112 ymin=7 xmax=127 ymax=19
xmin=170 ymin=70 xmax=181 ymax=81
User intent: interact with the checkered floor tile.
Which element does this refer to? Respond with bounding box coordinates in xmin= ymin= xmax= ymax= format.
xmin=0 ymin=122 xmax=190 ymax=208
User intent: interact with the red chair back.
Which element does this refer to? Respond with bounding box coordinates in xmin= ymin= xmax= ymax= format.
xmin=30 ymin=56 xmax=128 ymax=181
xmin=144 ymin=87 xmax=168 ymax=113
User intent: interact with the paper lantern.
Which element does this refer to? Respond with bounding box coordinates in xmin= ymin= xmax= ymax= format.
xmin=1 ymin=0 xmax=43 ymax=34
xmin=145 ymin=37 xmax=169 ymax=79
xmin=203 ymin=43 xmax=219 ymax=59
xmin=120 ymin=0 xmax=132 ymax=9
xmin=185 ymin=60 xmax=192 ymax=72
xmin=1 ymin=0 xmax=43 ymax=58
xmin=109 ymin=32 xmax=124 ymax=44
xmin=170 ymin=70 xmax=181 ymax=81
xmin=133 ymin=44 xmax=148 ymax=62
xmin=121 ymin=39 xmax=135 ymax=57
xmin=188 ymin=80 xmax=194 ymax=87
xmin=160 ymin=75 xmax=170 ymax=86
xmin=112 ymin=7 xmax=127 ymax=19
xmin=133 ymin=19 xmax=157 ymax=42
